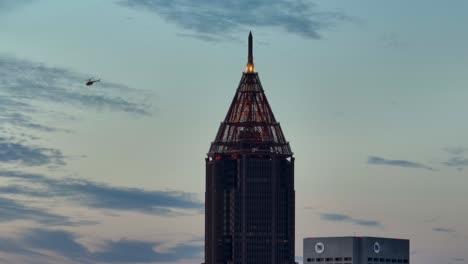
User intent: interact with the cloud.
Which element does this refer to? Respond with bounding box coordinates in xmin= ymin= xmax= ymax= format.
xmin=0 ymin=55 xmax=152 ymax=161
xmin=368 ymin=156 xmax=434 ymax=171
xmin=432 ymin=227 xmax=468 ymax=240
xmin=118 ymin=0 xmax=353 ymax=40
xmin=0 ymin=197 xmax=89 ymax=226
xmin=320 ymin=213 xmax=382 ymax=228
xmin=444 ymin=147 xmax=466 ymax=156
xmin=0 ymin=228 xmax=203 ymax=263
xmin=0 ymin=170 xmax=203 ymax=215
xmin=303 ymin=205 xmax=322 ymax=211
xmin=92 ymin=240 xmax=202 ymax=263
xmin=442 ymin=156 xmax=468 ymax=167
xmin=452 ymin=258 xmax=465 ymax=262
xmin=176 ymin=32 xmax=233 ymax=43
xmin=21 ymin=229 xmax=89 ymax=261
xmin=0 ymin=137 xmax=65 ymax=166
xmin=432 ymin=227 xmax=455 ymax=233
xmin=353 ymin=219 xmax=382 ymax=227
xmin=320 ymin=213 xmax=351 ymax=222
xmin=0 ymin=237 xmax=48 ymax=259
xmin=0 ymin=55 xmax=151 ymax=116
xmin=0 ymin=97 xmax=64 ymax=133
xmin=441 ymin=147 xmax=468 ymax=171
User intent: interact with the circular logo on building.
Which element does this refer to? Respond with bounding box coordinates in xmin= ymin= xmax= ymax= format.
xmin=315 ymin=242 xmax=325 ymax=253
xmin=374 ymin=242 xmax=381 ymax=253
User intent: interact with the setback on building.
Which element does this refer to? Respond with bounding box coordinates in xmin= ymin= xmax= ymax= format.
xmin=303 ymin=237 xmax=409 ymax=264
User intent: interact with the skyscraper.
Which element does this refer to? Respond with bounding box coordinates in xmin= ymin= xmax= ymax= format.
xmin=205 ymin=32 xmax=296 ymax=264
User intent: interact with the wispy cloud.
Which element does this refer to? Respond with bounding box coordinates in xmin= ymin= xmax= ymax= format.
xmin=118 ymin=0 xmax=353 ymax=40
xmin=444 ymin=147 xmax=466 ymax=156
xmin=20 ymin=229 xmax=88 ymax=261
xmin=432 ymin=227 xmax=468 ymax=240
xmin=433 ymin=227 xmax=456 ymax=233
xmin=0 ymin=228 xmax=203 ymax=263
xmin=353 ymin=219 xmax=382 ymax=227
xmin=442 ymin=157 xmax=468 ymax=168
xmin=0 ymin=197 xmax=90 ymax=226
xmin=320 ymin=213 xmax=383 ymax=228
xmin=442 ymin=147 xmax=468 ymax=171
xmin=0 ymin=137 xmax=65 ymax=166
xmin=0 ymin=55 xmax=152 ymax=116
xmin=0 ymin=97 xmax=64 ymax=133
xmin=93 ymin=239 xmax=202 ymax=263
xmin=0 ymin=55 xmax=152 ymax=166
xmin=320 ymin=213 xmax=351 ymax=222
xmin=368 ymin=156 xmax=434 ymax=171
xmin=0 ymin=170 xmax=203 ymax=215
xmin=176 ymin=32 xmax=234 ymax=43
xmin=0 ymin=237 xmax=47 ymax=259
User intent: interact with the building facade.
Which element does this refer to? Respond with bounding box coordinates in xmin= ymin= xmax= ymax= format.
xmin=204 ymin=32 xmax=296 ymax=264
xmin=303 ymin=237 xmax=409 ymax=264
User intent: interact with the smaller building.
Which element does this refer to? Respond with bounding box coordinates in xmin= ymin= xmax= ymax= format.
xmin=303 ymin=237 xmax=409 ymax=264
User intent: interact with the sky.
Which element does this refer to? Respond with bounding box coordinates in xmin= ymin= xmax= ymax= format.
xmin=0 ymin=0 xmax=467 ymax=263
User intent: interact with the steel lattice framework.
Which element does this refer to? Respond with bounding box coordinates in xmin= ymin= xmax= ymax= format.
xmin=208 ymin=72 xmax=292 ymax=157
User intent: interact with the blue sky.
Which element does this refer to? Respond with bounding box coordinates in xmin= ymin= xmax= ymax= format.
xmin=0 ymin=0 xmax=467 ymax=263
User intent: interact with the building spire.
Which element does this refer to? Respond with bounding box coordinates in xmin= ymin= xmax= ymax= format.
xmin=246 ymin=31 xmax=255 ymax=73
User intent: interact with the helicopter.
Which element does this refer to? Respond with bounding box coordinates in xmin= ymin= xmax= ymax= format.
xmin=86 ymin=78 xmax=100 ymax=86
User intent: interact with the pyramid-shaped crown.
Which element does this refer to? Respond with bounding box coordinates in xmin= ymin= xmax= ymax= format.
xmin=208 ymin=33 xmax=292 ymax=157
